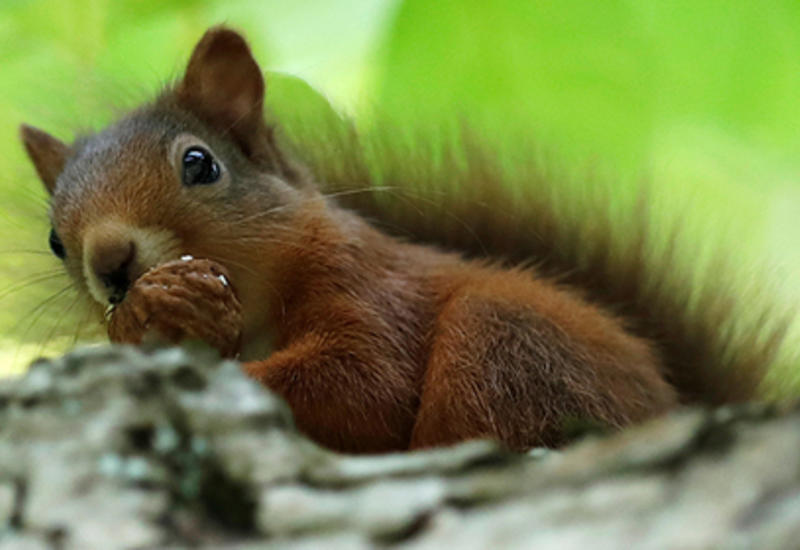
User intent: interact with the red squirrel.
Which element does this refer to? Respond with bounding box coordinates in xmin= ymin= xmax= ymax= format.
xmin=18 ymin=27 xmax=788 ymax=453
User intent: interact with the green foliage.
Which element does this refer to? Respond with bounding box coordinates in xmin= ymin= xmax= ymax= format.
xmin=1 ymin=0 xmax=798 ymax=384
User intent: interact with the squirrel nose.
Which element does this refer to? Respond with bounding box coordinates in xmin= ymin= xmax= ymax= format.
xmin=90 ymin=239 xmax=137 ymax=305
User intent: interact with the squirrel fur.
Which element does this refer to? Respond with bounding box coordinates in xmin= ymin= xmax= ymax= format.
xmin=18 ymin=27 xmax=790 ymax=453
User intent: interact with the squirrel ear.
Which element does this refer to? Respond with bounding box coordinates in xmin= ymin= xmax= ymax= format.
xmin=20 ymin=124 xmax=70 ymax=195
xmin=177 ymin=27 xmax=267 ymax=158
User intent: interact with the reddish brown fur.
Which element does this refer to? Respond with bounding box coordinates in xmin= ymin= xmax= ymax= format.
xmin=238 ymin=201 xmax=675 ymax=452
xmin=19 ymin=27 xmax=786 ymax=454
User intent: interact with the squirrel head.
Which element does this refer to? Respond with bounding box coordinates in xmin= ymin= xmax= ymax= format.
xmin=20 ymin=27 xmax=315 ymax=331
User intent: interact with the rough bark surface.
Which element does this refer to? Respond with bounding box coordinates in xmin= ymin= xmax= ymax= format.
xmin=0 ymin=346 xmax=797 ymax=549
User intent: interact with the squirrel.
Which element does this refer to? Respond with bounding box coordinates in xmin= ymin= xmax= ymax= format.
xmin=18 ymin=27 xmax=790 ymax=454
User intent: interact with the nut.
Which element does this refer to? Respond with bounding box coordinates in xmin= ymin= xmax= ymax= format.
xmin=108 ymin=258 xmax=242 ymax=358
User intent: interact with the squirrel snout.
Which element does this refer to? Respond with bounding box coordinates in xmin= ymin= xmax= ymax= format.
xmin=90 ymin=238 xmax=137 ymax=305
xmin=83 ymin=222 xmax=180 ymax=307
xmin=83 ymin=221 xmax=143 ymax=306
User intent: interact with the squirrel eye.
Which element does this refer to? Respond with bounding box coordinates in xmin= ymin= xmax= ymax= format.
xmin=49 ymin=228 xmax=66 ymax=259
xmin=182 ymin=147 xmax=220 ymax=186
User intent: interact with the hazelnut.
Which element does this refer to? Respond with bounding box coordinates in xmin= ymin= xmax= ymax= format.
xmin=108 ymin=258 xmax=242 ymax=357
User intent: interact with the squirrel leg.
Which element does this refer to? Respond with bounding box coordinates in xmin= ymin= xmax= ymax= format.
xmin=409 ymin=290 xmax=676 ymax=451
xmin=242 ymin=332 xmax=419 ymax=453
xmin=409 ymin=297 xmax=562 ymax=451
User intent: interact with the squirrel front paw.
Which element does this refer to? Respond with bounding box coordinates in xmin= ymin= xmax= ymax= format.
xmin=107 ymin=257 xmax=242 ymax=358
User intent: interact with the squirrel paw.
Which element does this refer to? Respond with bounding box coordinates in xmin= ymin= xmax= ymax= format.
xmin=107 ymin=257 xmax=242 ymax=358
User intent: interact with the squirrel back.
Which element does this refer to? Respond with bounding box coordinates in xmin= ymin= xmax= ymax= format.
xmin=19 ymin=27 xmax=794 ymax=452
xmin=283 ymin=125 xmax=792 ymax=406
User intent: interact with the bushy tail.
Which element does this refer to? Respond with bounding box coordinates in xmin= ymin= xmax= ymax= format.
xmin=283 ymin=120 xmax=794 ymax=404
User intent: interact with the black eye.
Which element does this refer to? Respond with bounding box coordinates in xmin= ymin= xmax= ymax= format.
xmin=182 ymin=147 xmax=220 ymax=186
xmin=49 ymin=228 xmax=66 ymax=259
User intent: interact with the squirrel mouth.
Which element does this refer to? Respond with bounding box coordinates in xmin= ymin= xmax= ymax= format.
xmin=102 ymin=253 xmax=233 ymax=321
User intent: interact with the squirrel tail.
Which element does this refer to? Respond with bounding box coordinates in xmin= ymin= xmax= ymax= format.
xmin=284 ymin=121 xmax=794 ymax=405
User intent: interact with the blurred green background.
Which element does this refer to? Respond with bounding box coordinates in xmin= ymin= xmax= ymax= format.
xmin=1 ymin=0 xmax=799 ymax=378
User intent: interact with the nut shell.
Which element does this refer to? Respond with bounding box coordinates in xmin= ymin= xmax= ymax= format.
xmin=108 ymin=258 xmax=242 ymax=358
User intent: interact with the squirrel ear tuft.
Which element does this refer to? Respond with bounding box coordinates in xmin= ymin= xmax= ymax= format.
xmin=178 ymin=26 xmax=267 ymax=158
xmin=19 ymin=124 xmax=70 ymax=195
